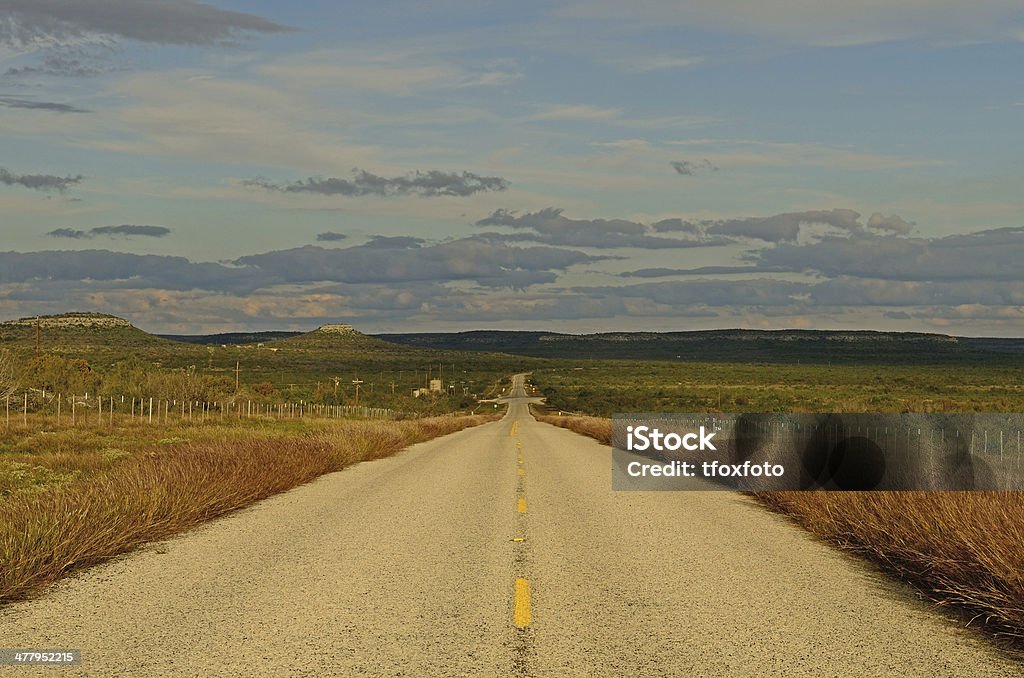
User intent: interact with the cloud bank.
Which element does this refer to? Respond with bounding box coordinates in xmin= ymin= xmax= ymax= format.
xmin=1 ymin=206 xmax=1019 ymax=333
xmin=0 ymin=0 xmax=292 ymax=48
xmin=0 ymin=96 xmax=88 ymax=113
xmin=0 ymin=167 xmax=82 ymax=192
xmin=245 ymin=169 xmax=509 ymax=198
xmin=46 ymin=225 xmax=171 ymax=239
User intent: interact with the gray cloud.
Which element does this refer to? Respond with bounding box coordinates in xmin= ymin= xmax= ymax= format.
xmin=706 ymin=208 xmax=863 ymax=242
xmin=0 ymin=250 xmax=258 ymax=292
xmin=622 ymin=265 xmax=789 ymax=278
xmin=316 ymin=231 xmax=348 ymax=242
xmin=810 ymin=277 xmax=1024 ymax=308
xmin=753 ymin=227 xmax=1024 ymax=281
xmin=670 ymin=158 xmax=718 ymax=175
xmin=306 ymin=281 xmax=452 ymax=312
xmin=245 ymin=169 xmax=508 ymax=198
xmin=0 ymin=0 xmax=292 ymax=48
xmin=867 ymin=212 xmax=915 ymax=235
xmin=47 ymin=224 xmax=170 ymax=239
xmin=92 ymin=225 xmax=170 ymax=237
xmin=579 ymin=279 xmax=810 ymax=308
xmin=650 ymin=218 xmax=699 ymax=234
xmin=3 ymin=53 xmax=106 ymax=77
xmin=5 ymin=213 xmax=1022 ymax=331
xmin=476 ymin=207 xmax=730 ymax=249
xmin=0 ymin=95 xmax=88 ymax=112
xmin=0 ymin=167 xmax=82 ymax=192
xmin=0 ymin=238 xmax=597 ymax=297
xmin=44 ymin=228 xmax=87 ymax=239
xmin=235 ymin=239 xmax=598 ymax=288
xmin=648 ymin=208 xmax=870 ymax=242
xmin=361 ymin=236 xmax=425 ymax=249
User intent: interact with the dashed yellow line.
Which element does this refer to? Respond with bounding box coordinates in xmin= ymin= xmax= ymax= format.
xmin=517 ymin=467 xmax=525 ymax=476
xmin=517 ymin=454 xmax=523 ymax=463
xmin=510 ymin=420 xmax=519 ymax=437
xmin=517 ymin=498 xmax=528 ymax=513
xmin=513 ymin=578 xmax=531 ymax=628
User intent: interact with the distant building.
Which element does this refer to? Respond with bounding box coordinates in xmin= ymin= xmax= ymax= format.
xmin=429 ymin=378 xmax=443 ymax=392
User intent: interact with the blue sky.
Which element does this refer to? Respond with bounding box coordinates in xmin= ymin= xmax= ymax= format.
xmin=0 ymin=1 xmax=1022 ymax=334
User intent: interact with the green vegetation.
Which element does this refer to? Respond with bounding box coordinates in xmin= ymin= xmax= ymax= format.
xmin=0 ymin=314 xmax=542 ymax=416
xmin=381 ymin=328 xmax=1024 ymax=365
xmin=6 ymin=313 xmax=1024 ymax=649
xmin=0 ymin=314 xmax=518 ymax=601
xmin=532 ymin=361 xmax=1024 ymax=415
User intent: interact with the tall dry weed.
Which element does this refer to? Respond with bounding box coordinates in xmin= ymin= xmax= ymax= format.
xmin=0 ymin=415 xmax=493 ymax=603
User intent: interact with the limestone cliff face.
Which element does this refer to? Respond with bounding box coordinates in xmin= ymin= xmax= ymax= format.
xmin=2 ymin=314 xmax=132 ymax=329
xmin=316 ymin=324 xmax=356 ymax=334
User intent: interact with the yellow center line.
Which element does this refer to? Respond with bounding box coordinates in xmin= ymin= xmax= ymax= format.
xmin=513 ymin=578 xmax=531 ymax=628
xmin=517 ymin=498 xmax=528 ymax=513
xmin=517 ymin=467 xmax=525 ymax=476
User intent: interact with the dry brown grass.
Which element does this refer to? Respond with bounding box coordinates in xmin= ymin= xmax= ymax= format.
xmin=535 ymin=413 xmax=611 ymax=443
xmin=0 ymin=415 xmax=494 ymax=603
xmin=536 ymin=412 xmax=1024 ymax=647
xmin=753 ymin=491 xmax=1024 ymax=645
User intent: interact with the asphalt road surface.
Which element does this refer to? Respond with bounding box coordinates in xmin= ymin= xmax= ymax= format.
xmin=1 ymin=375 xmax=1020 ymax=676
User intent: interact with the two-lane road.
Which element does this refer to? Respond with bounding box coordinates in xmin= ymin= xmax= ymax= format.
xmin=1 ymin=374 xmax=1019 ymax=675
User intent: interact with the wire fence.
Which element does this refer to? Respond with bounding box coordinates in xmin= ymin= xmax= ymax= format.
xmin=2 ymin=390 xmax=399 ymax=430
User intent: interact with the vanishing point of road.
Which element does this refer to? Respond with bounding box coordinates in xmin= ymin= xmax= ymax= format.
xmin=1 ymin=375 xmax=1019 ymax=676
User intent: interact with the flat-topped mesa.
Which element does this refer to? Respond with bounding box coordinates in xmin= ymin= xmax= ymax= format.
xmin=316 ymin=323 xmax=357 ymax=335
xmin=2 ymin=313 xmax=132 ymax=329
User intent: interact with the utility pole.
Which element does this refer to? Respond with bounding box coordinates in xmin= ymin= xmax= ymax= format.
xmin=390 ymin=382 xmax=396 ymax=396
xmin=235 ymin=361 xmax=240 ymax=392
xmin=35 ymin=316 xmax=40 ymax=356
xmin=352 ymin=377 xmax=364 ymax=405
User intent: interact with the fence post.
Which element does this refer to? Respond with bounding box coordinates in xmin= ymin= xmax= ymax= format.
xmin=23 ymin=392 xmax=28 ymax=427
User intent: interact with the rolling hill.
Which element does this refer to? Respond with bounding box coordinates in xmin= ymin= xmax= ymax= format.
xmin=376 ymin=329 xmax=1024 ymax=364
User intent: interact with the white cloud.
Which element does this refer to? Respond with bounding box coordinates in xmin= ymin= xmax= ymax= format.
xmin=557 ymin=0 xmax=1024 ymax=46
xmin=614 ymin=55 xmax=704 ymax=72
xmin=257 ymin=49 xmax=522 ymax=95
xmin=78 ymin=71 xmax=380 ymax=171
xmin=667 ymin=139 xmax=946 ymax=171
xmin=529 ymin=104 xmax=622 ymax=121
